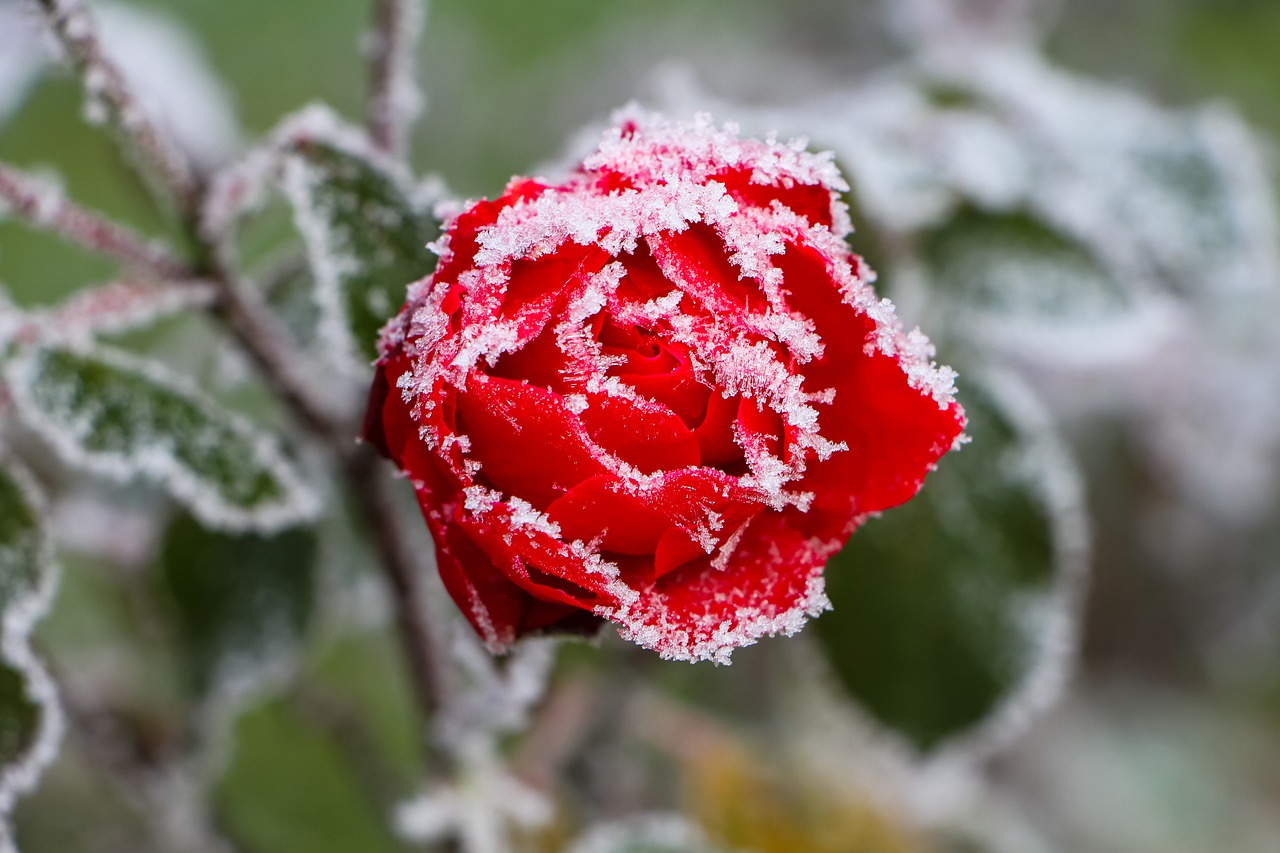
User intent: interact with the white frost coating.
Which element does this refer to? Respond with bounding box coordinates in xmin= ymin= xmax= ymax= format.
xmin=503 ymin=496 xmax=563 ymax=540
xmin=609 ymin=571 xmax=832 ymax=666
xmin=0 ymin=458 xmax=65 ymax=842
xmin=29 ymin=278 xmax=217 ymax=344
xmin=395 ymin=734 xmax=552 ymax=853
xmin=4 ymin=343 xmax=321 ymax=534
xmin=917 ymin=371 xmax=1089 ymax=768
xmin=567 ymin=814 xmax=721 ymax=853
xmin=589 ymin=108 xmax=849 ymax=203
xmin=92 ymin=2 xmax=240 ymax=167
xmin=0 ymin=2 xmax=45 ymax=127
xmin=281 ymin=152 xmax=366 ymax=372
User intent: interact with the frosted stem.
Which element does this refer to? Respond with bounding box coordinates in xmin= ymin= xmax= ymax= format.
xmin=345 ymin=448 xmax=457 ymax=771
xmin=35 ymin=0 xmax=201 ymax=215
xmin=199 ymin=240 xmax=457 ymax=768
xmin=202 ymin=244 xmax=350 ymax=444
xmin=365 ymin=0 xmax=425 ymax=159
xmin=0 ymin=163 xmax=191 ymax=279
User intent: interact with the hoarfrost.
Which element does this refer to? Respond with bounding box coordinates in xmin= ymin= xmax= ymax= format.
xmin=4 ymin=343 xmax=321 ymax=534
xmin=93 ymin=2 xmax=241 ymax=168
xmin=395 ymin=734 xmax=552 ymax=853
xmin=0 ymin=457 xmax=65 ymax=846
xmin=0 ymin=2 xmax=45 ymax=127
xmin=567 ymin=814 xmax=722 ymax=853
xmin=28 ymin=278 xmax=216 ymax=343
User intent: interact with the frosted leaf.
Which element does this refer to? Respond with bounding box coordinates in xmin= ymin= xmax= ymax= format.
xmin=279 ymin=115 xmax=439 ymax=368
xmin=567 ymin=815 xmax=726 ymax=853
xmin=5 ymin=343 xmax=320 ymax=533
xmin=919 ymin=207 xmax=1176 ymax=364
xmin=155 ymin=512 xmax=317 ymax=697
xmin=92 ymin=2 xmax=241 ymax=168
xmin=815 ymin=371 xmax=1089 ymax=755
xmin=395 ymin=734 xmax=552 ymax=853
xmin=0 ymin=456 xmax=64 ymax=847
xmin=0 ymin=3 xmax=45 ymax=127
xmin=656 ymin=51 xmax=1279 ymax=309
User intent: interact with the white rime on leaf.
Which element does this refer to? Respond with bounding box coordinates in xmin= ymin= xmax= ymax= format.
xmin=0 ymin=1 xmax=46 ymax=127
xmin=567 ymin=814 xmax=725 ymax=853
xmin=920 ymin=369 xmax=1090 ymax=767
xmin=276 ymin=104 xmax=439 ymax=371
xmin=0 ymin=455 xmax=64 ymax=852
xmin=656 ymin=46 xmax=1279 ymax=339
xmin=4 ymin=342 xmax=320 ymax=534
xmin=395 ymin=733 xmax=552 ymax=853
xmin=93 ymin=2 xmax=240 ymax=167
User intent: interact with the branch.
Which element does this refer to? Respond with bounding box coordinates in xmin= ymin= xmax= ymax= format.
xmin=345 ymin=447 xmax=455 ymax=765
xmin=365 ymin=0 xmax=426 ymax=159
xmin=0 ymin=163 xmax=191 ymax=279
xmin=35 ymin=0 xmax=200 ymax=214
xmin=202 ymin=245 xmax=351 ymax=444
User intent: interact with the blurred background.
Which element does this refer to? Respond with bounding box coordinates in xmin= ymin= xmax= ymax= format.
xmin=3 ymin=0 xmax=1280 ymax=851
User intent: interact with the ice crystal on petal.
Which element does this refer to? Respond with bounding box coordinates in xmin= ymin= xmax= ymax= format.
xmin=367 ymin=111 xmax=964 ymax=662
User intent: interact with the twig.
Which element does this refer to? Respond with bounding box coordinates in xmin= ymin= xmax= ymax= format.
xmin=0 ymin=163 xmax=191 ymax=279
xmin=202 ymin=244 xmax=351 ymax=444
xmin=35 ymin=0 xmax=200 ymax=214
xmin=345 ymin=446 xmax=455 ymax=767
xmin=366 ymin=0 xmax=426 ymax=159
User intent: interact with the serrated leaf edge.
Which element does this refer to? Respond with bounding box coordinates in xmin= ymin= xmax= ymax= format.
xmin=0 ymin=457 xmax=64 ymax=853
xmin=4 ymin=342 xmax=321 ymax=535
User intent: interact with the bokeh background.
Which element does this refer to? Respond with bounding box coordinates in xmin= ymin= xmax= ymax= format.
xmin=3 ymin=1 xmax=1280 ymax=851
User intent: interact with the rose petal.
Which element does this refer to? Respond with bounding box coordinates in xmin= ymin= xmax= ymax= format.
xmin=455 ymin=375 xmax=609 ymax=508
xmin=714 ymin=166 xmax=837 ymax=230
xmin=609 ymin=509 xmax=835 ymax=662
xmin=691 ymin=390 xmax=745 ymax=472
xmin=651 ymin=225 xmax=767 ymax=313
xmin=778 ymin=240 xmax=965 ymax=517
xmin=576 ymin=391 xmax=700 ymax=474
xmin=545 ymin=474 xmax=672 ymax=554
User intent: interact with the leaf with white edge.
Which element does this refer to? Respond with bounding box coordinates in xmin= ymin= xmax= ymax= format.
xmin=0 ymin=457 xmax=63 ymax=846
xmin=157 ymin=512 xmax=317 ymax=697
xmin=922 ymin=207 xmax=1130 ymax=321
xmin=281 ymin=134 xmax=438 ymax=366
xmin=816 ymin=372 xmax=1088 ymax=753
xmin=920 ymin=208 xmax=1172 ymax=362
xmin=5 ymin=344 xmax=320 ymax=534
xmin=567 ymin=816 xmax=726 ymax=853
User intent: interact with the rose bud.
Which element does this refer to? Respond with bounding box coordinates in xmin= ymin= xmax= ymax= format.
xmin=363 ymin=112 xmax=965 ymax=663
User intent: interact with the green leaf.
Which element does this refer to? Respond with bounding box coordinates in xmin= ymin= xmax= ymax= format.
xmin=922 ymin=207 xmax=1131 ymax=326
xmin=282 ymin=134 xmax=438 ymax=365
xmin=156 ymin=513 xmax=318 ymax=696
xmin=816 ymin=374 xmax=1088 ymax=751
xmin=0 ymin=458 xmax=62 ymax=833
xmin=5 ymin=344 xmax=319 ymax=533
xmin=215 ymin=697 xmax=405 ymax=853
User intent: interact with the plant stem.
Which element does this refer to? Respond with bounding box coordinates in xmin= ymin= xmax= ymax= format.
xmin=35 ymin=0 xmax=201 ymax=216
xmin=0 ymin=164 xmax=191 ymax=280
xmin=346 ymin=450 xmax=455 ymax=747
xmin=366 ymin=0 xmax=426 ymax=159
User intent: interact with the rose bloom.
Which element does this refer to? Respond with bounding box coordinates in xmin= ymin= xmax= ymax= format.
xmin=364 ymin=112 xmax=965 ymax=663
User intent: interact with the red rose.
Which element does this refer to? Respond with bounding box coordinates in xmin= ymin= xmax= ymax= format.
xmin=364 ymin=112 xmax=965 ymax=663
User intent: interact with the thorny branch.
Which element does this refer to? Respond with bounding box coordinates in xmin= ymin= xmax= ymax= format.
xmin=366 ymin=0 xmax=425 ymax=159
xmin=22 ymin=0 xmax=457 ymax=779
xmin=35 ymin=0 xmax=201 ymax=216
xmin=0 ymin=164 xmax=190 ymax=280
